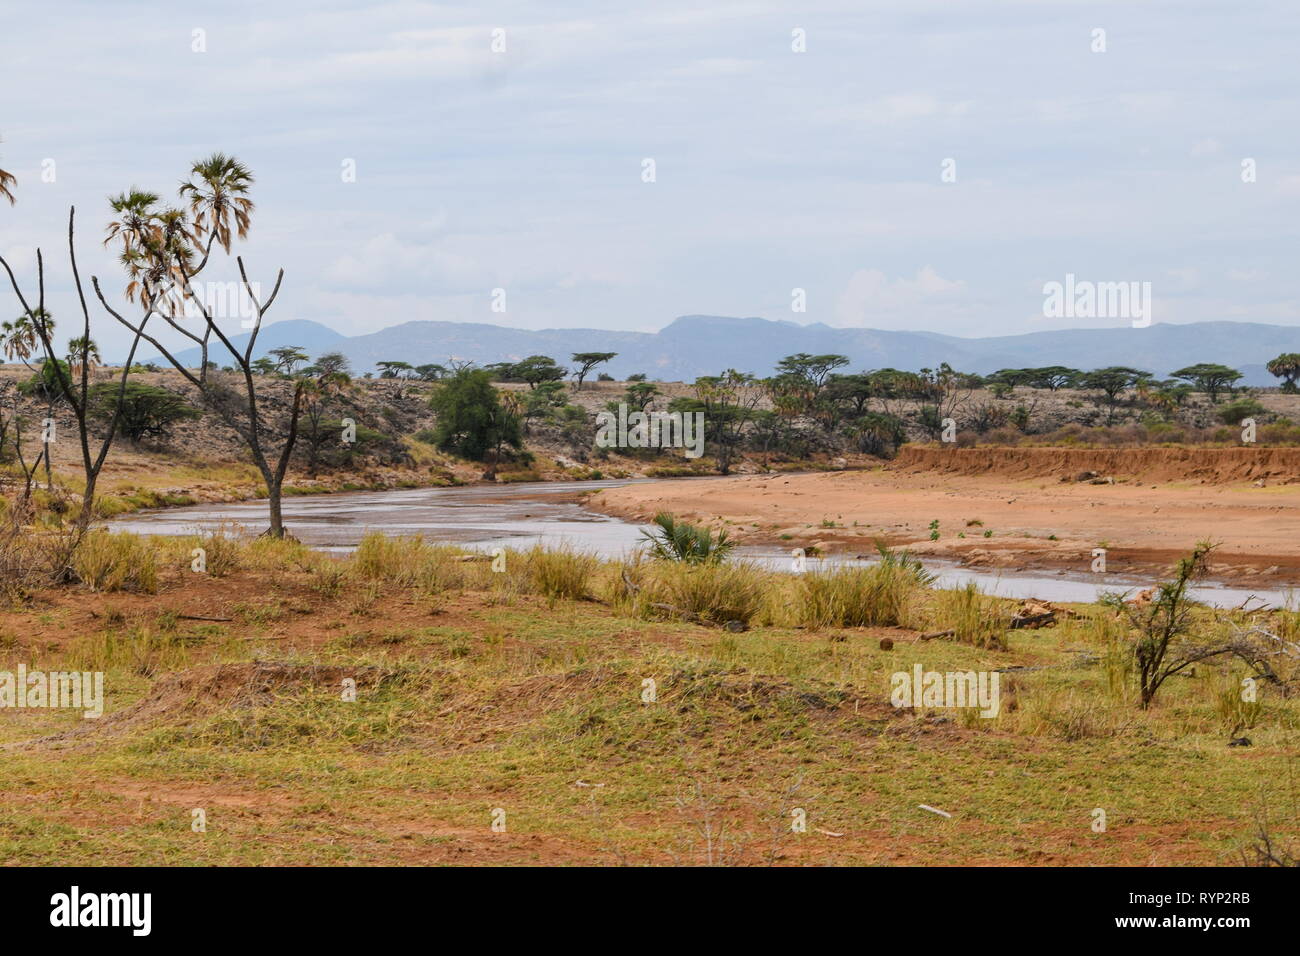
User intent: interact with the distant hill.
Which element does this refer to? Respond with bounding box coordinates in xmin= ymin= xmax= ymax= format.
xmin=141 ymin=319 xmax=346 ymax=369
xmin=147 ymin=316 xmax=1300 ymax=386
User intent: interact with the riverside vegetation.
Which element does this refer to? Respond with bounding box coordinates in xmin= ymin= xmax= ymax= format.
xmin=2 ymin=151 xmax=1298 ymax=866
xmin=0 ymin=519 xmax=1297 ymax=866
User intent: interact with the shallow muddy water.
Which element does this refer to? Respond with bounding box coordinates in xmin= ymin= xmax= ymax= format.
xmin=109 ymin=478 xmax=1294 ymax=610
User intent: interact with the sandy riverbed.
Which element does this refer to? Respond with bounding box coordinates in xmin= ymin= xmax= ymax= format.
xmin=587 ymin=458 xmax=1300 ymax=587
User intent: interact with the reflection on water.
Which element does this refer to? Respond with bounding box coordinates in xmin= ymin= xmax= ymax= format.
xmin=109 ymin=479 xmax=1293 ymax=610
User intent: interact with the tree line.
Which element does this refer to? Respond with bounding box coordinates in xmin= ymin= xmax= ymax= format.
xmin=4 ymin=144 xmax=1297 ymax=531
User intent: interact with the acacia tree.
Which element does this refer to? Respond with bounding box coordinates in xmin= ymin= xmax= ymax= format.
xmin=670 ymin=369 xmax=762 ymax=475
xmin=1170 ymin=363 xmax=1242 ymax=404
xmin=571 ymin=351 xmax=616 ymax=390
xmin=269 ymin=346 xmax=308 ymax=376
xmin=297 ymin=357 xmax=353 ymax=477
xmin=1111 ymin=542 xmax=1253 ymax=709
xmin=1080 ymin=366 xmax=1149 ymax=423
xmin=415 ymin=363 xmax=447 ymax=382
xmin=774 ymin=353 xmax=849 ymax=403
xmin=513 ymin=355 xmax=566 ymax=389
xmin=1027 ymin=366 xmax=1079 ymax=391
xmin=310 ymin=352 xmax=351 ymax=377
xmin=915 ymin=362 xmax=975 ymax=439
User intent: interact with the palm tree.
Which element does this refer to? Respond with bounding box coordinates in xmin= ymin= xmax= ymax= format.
xmin=105 ymin=189 xmax=161 ymax=254
xmin=0 ymin=309 xmax=53 ymax=368
xmin=0 ymin=166 xmax=15 ymax=205
xmin=142 ymin=207 xmax=196 ymax=313
xmin=104 ymin=190 xmax=196 ymax=311
xmin=66 ymin=336 xmax=101 ymax=379
xmin=1267 ymin=353 xmax=1300 ymax=394
xmin=105 ymin=190 xmax=162 ymax=302
xmin=179 ymin=152 xmax=255 ymax=253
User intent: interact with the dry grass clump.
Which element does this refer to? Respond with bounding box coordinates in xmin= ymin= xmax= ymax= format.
xmin=0 ymin=497 xmax=76 ymax=596
xmin=72 ymin=530 xmax=158 ymax=593
xmin=1213 ymin=668 xmax=1264 ymax=734
xmin=352 ymin=531 xmax=428 ymax=586
xmin=640 ymin=561 xmax=770 ymax=627
xmin=245 ymin=533 xmax=317 ymax=573
xmin=606 ymin=554 xmax=648 ymax=610
xmin=350 ymin=531 xmax=480 ymax=595
xmin=523 ymin=544 xmax=600 ymax=603
xmin=64 ymin=626 xmax=192 ymax=677
xmin=930 ymin=582 xmax=1006 ymax=648
xmin=152 ymin=521 xmax=250 ymax=577
xmin=415 ymin=545 xmax=473 ymax=594
xmin=793 ymin=563 xmax=924 ymax=629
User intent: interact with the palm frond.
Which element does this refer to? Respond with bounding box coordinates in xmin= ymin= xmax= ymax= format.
xmin=640 ymin=512 xmax=735 ymax=565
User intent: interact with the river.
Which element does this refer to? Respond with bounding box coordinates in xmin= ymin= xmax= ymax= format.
xmin=108 ymin=478 xmax=1293 ymax=609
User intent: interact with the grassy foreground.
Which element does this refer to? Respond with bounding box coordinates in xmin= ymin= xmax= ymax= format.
xmin=0 ymin=530 xmax=1296 ymax=866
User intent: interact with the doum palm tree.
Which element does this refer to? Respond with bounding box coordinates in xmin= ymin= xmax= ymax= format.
xmin=179 ymin=152 xmax=255 ymax=253
xmin=174 ymin=153 xmax=257 ymax=381
xmin=0 ymin=166 xmax=15 ymax=205
xmin=105 ymin=190 xmax=199 ymax=313
xmin=66 ymin=336 xmax=101 ymax=379
xmin=0 ymin=308 xmax=53 ymax=368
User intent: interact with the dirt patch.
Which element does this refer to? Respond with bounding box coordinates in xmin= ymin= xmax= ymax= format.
xmin=892 ymin=445 xmax=1300 ymax=484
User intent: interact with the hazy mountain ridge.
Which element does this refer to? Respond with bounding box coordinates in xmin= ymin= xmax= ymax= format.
xmin=149 ymin=316 xmax=1300 ymax=386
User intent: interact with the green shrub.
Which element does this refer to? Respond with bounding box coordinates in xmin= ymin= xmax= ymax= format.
xmin=88 ymin=381 xmax=201 ymax=442
xmin=1218 ymin=398 xmax=1266 ymax=426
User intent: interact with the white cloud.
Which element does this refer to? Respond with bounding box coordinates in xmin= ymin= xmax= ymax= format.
xmin=833 ymin=267 xmax=967 ymax=327
xmin=3 ymin=0 xmax=1299 ymax=358
xmin=328 ymin=233 xmax=485 ymax=290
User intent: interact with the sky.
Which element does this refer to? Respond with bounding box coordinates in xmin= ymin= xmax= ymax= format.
xmin=1 ymin=0 xmax=1298 ymax=358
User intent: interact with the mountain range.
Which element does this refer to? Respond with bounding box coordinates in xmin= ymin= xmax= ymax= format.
xmin=146 ymin=316 xmax=1300 ymax=386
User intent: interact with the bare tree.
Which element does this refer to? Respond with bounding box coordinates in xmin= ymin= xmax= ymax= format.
xmin=94 ymin=257 xmax=302 ymax=537
xmin=0 ymin=392 xmax=46 ymax=502
xmin=0 ymin=208 xmax=149 ymax=527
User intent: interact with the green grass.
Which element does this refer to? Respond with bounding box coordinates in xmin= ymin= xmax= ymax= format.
xmin=0 ymin=531 xmax=1296 ymax=865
